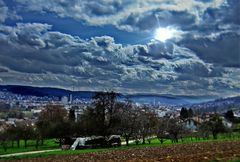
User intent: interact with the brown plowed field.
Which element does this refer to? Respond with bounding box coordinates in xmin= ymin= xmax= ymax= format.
xmin=7 ymin=140 xmax=240 ymax=162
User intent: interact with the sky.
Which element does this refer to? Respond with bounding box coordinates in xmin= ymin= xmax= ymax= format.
xmin=0 ymin=0 xmax=239 ymax=98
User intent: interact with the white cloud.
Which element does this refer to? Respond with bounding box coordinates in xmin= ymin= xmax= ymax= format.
xmin=0 ymin=22 xmax=238 ymax=97
xmin=14 ymin=0 xmax=225 ymax=31
xmin=0 ymin=0 xmax=22 ymax=23
xmin=0 ymin=0 xmax=8 ymax=22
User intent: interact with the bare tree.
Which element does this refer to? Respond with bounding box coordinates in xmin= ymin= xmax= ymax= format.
xmin=94 ymin=91 xmax=118 ymax=135
xmin=157 ymin=117 xmax=168 ymax=144
xmin=167 ymin=118 xmax=184 ymax=143
xmin=137 ymin=107 xmax=158 ymax=144
xmin=38 ymin=104 xmax=67 ymax=123
xmin=201 ymin=114 xmax=225 ymax=139
xmin=118 ymin=101 xmax=139 ymax=146
xmin=76 ymin=91 xmax=121 ymax=137
xmin=20 ymin=122 xmax=35 ymax=148
xmin=36 ymin=104 xmax=68 ymax=145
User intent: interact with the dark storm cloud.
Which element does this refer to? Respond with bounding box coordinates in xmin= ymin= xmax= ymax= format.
xmin=181 ymin=33 xmax=240 ymax=67
xmin=203 ymin=0 xmax=240 ymax=25
xmin=175 ymin=0 xmax=240 ymax=68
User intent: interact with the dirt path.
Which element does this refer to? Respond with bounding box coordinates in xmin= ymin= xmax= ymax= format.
xmin=0 ymin=149 xmax=61 ymax=158
xmin=4 ymin=140 xmax=240 ymax=162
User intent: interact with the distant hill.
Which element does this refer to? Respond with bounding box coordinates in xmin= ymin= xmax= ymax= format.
xmin=0 ymin=85 xmax=95 ymax=99
xmin=190 ymin=96 xmax=240 ymax=113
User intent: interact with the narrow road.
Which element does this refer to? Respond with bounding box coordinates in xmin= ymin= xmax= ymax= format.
xmin=0 ymin=149 xmax=61 ymax=158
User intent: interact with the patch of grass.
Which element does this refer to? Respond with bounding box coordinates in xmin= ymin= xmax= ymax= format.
xmin=0 ymin=139 xmax=59 ymax=155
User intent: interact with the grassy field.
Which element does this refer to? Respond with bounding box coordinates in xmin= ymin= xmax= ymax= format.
xmin=0 ymin=132 xmax=240 ymax=160
xmin=0 ymin=139 xmax=59 ymax=155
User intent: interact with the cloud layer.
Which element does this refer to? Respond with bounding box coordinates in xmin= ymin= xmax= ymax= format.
xmin=0 ymin=0 xmax=239 ymax=97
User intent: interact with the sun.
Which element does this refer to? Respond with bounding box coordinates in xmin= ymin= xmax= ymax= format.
xmin=154 ymin=27 xmax=177 ymax=42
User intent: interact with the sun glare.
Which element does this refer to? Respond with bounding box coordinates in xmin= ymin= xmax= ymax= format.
xmin=154 ymin=27 xmax=177 ymax=42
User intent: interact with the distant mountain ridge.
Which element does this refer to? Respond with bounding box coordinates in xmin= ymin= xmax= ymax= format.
xmin=190 ymin=96 xmax=240 ymax=112
xmin=0 ymin=85 xmax=95 ymax=99
xmin=0 ymin=85 xmax=206 ymax=105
